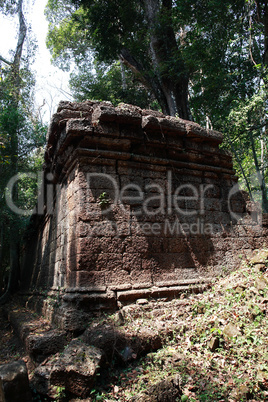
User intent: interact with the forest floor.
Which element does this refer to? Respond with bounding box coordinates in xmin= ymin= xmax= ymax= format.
xmin=0 ymin=249 xmax=268 ymax=401
xmin=0 ymin=307 xmax=26 ymax=365
xmin=89 ymin=249 xmax=268 ymax=402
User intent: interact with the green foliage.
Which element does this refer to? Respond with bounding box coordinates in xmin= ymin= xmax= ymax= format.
xmin=0 ymin=65 xmax=47 ymax=283
xmin=70 ymin=61 xmax=158 ymax=109
xmin=98 ymin=191 xmax=110 ymax=209
xmin=44 ymin=0 xmax=268 ymax=206
xmin=54 ymin=385 xmax=66 ymax=400
xmin=0 ymin=0 xmax=18 ymax=15
xmin=46 ymin=0 xmax=190 ymax=117
xmin=0 ymin=0 xmax=47 ymax=294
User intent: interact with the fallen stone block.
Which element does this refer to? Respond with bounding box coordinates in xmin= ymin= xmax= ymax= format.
xmin=33 ymin=339 xmax=104 ymax=398
xmin=81 ymin=322 xmax=128 ymax=361
xmin=3 ymin=304 xmax=68 ymax=363
xmin=0 ymin=360 xmax=32 ymax=402
xmin=26 ymin=329 xmax=67 ymax=363
xmin=81 ymin=321 xmax=163 ymax=363
xmin=31 ymin=363 xmax=55 ymax=399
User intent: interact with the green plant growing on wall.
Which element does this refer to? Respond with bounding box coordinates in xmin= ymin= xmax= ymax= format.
xmin=98 ymin=192 xmax=110 ymax=209
xmin=54 ymin=385 xmax=66 ymax=401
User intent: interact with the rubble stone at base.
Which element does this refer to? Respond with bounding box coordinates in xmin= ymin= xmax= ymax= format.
xmin=0 ymin=360 xmax=32 ymax=402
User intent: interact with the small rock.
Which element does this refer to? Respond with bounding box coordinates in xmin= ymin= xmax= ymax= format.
xmin=257 ymin=369 xmax=268 ymax=383
xmin=120 ymin=346 xmax=135 ymax=362
xmin=208 ymin=336 xmax=220 ymax=352
xmin=223 ymin=323 xmax=240 ymax=338
xmin=0 ymin=360 xmax=32 ymax=402
xmin=250 ymin=250 xmax=268 ymax=265
xmin=114 ymin=311 xmax=124 ymax=326
xmin=197 ymin=306 xmax=205 ymax=314
xmin=255 ymin=275 xmax=268 ymax=291
xmin=136 ymin=299 xmax=148 ymax=305
xmin=234 ymin=286 xmax=245 ymax=293
xmin=254 ymin=263 xmax=266 ymax=272
xmin=230 ymin=384 xmax=250 ymax=400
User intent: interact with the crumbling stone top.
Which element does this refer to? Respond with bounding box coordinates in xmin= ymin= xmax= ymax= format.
xmin=46 ymin=101 xmax=223 ymax=153
xmin=43 ymin=100 xmax=233 ymax=183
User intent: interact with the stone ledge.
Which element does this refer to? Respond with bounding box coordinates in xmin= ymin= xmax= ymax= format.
xmin=46 ymin=101 xmax=225 ymax=166
xmin=2 ymin=303 xmax=68 ymax=363
xmin=117 ymin=283 xmax=210 ymax=302
xmin=72 ymin=147 xmax=235 ymax=175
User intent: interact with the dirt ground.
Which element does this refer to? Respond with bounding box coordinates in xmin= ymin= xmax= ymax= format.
xmin=0 ymin=307 xmax=26 ymax=365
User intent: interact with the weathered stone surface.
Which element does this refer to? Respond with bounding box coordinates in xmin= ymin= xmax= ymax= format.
xmin=3 ymin=304 xmax=68 ymax=363
xmin=208 ymin=336 xmax=220 ymax=352
xmin=21 ymin=101 xmax=268 ymax=328
xmin=81 ymin=322 xmax=129 ymax=361
xmin=31 ymin=364 xmax=55 ymax=399
xmin=26 ymin=329 xmax=67 ymax=363
xmin=255 ymin=275 xmax=268 ymax=291
xmin=114 ymin=311 xmax=124 ymax=326
xmin=0 ymin=360 xmax=32 ymax=402
xmin=33 ymin=340 xmax=104 ymax=398
xmin=52 ymin=308 xmax=91 ymax=333
xmin=49 ymin=339 xmax=103 ymax=398
xmin=223 ymin=323 xmax=240 ymax=338
xmin=81 ymin=320 xmax=163 ymax=363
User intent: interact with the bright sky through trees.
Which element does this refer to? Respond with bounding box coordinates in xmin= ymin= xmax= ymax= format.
xmin=0 ymin=0 xmax=72 ymax=123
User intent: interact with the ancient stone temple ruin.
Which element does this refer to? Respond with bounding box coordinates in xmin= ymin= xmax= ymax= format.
xmin=21 ymin=101 xmax=266 ymax=330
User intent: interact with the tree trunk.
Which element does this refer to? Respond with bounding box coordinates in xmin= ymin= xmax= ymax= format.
xmin=226 ymin=131 xmax=254 ymax=201
xmin=0 ymin=223 xmax=4 ymax=294
xmin=262 ymin=1 xmax=268 ymax=67
xmin=119 ymin=58 xmax=127 ymax=91
xmin=249 ymin=131 xmax=268 ymax=212
xmin=8 ymin=224 xmax=20 ymax=293
xmin=143 ymin=0 xmax=191 ymax=119
xmin=120 ymin=0 xmax=191 ymax=118
xmin=0 ymin=0 xmax=27 ymax=301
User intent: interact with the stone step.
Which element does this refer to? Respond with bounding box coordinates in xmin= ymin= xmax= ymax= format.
xmin=2 ymin=302 xmax=68 ymax=364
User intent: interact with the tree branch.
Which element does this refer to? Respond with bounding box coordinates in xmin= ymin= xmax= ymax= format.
xmin=13 ymin=0 xmax=27 ymax=69
xmin=0 ymin=55 xmax=12 ymax=66
xmin=120 ymin=47 xmax=168 ymax=112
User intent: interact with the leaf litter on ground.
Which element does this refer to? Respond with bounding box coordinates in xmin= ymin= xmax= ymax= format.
xmin=95 ymin=249 xmax=268 ymax=401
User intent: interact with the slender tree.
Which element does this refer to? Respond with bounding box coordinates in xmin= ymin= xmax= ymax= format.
xmin=0 ymin=0 xmax=47 ymax=299
xmin=0 ymin=0 xmax=26 ymax=296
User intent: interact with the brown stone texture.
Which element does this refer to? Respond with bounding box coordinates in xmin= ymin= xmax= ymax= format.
xmin=0 ymin=360 xmax=32 ymax=402
xmin=32 ymin=339 xmax=103 ymax=398
xmin=3 ymin=305 xmax=68 ymax=363
xmin=21 ymin=101 xmax=267 ymax=329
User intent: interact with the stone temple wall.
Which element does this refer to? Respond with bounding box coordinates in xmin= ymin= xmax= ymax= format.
xmin=21 ymin=101 xmax=267 ymax=331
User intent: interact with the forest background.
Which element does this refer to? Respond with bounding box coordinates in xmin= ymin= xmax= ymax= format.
xmin=0 ymin=0 xmax=267 ymax=299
